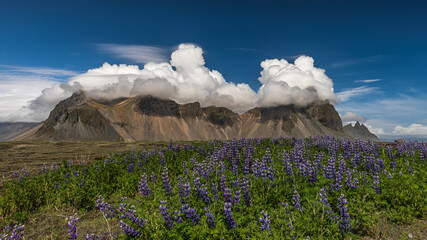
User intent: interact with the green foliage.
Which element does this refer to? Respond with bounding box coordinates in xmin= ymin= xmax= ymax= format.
xmin=0 ymin=138 xmax=426 ymax=239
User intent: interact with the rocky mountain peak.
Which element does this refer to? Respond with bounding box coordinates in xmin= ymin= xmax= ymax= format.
xmin=343 ymin=121 xmax=379 ymax=142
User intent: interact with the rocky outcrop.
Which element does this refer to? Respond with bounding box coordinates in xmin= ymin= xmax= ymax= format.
xmin=24 ymin=93 xmax=355 ymax=141
xmin=32 ymin=92 xmax=121 ymax=141
xmin=343 ymin=121 xmax=379 ymax=142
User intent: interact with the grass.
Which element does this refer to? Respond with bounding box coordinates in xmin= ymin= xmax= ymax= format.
xmin=0 ymin=137 xmax=426 ymax=239
xmin=0 ymin=140 xmax=203 ymax=187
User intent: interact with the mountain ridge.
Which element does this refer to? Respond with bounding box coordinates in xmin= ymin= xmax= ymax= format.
xmin=6 ymin=92 xmax=377 ymax=142
xmin=343 ymin=121 xmax=380 ymax=142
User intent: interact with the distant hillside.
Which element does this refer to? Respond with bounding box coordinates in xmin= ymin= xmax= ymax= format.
xmin=343 ymin=121 xmax=380 ymax=142
xmin=0 ymin=122 xmax=41 ymax=141
xmin=19 ymin=92 xmax=352 ymax=142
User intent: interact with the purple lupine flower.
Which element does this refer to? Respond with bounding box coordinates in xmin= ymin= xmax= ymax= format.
xmin=182 ymin=161 xmax=189 ymax=175
xmin=233 ymin=190 xmax=241 ymax=209
xmin=390 ymin=161 xmax=396 ymax=171
xmin=232 ymin=158 xmax=239 ymax=176
xmin=268 ymin=166 xmax=276 ymax=183
xmin=127 ymin=163 xmax=135 ymax=173
xmin=162 ymin=167 xmax=172 ymax=196
xmin=373 ymin=174 xmax=380 ymax=194
xmin=182 ymin=181 xmax=191 ymax=199
xmin=159 ymin=200 xmax=174 ymax=229
xmin=205 ymin=207 xmax=216 ymax=229
xmin=85 ymin=233 xmax=101 ymax=240
xmin=408 ymin=166 xmax=414 ymax=175
xmin=313 ymin=152 xmax=323 ymax=173
xmin=150 ymin=172 xmax=156 ymax=184
xmin=335 ymin=170 xmax=343 ymax=192
xmin=319 ymin=188 xmax=330 ymax=209
xmin=118 ymin=201 xmax=146 ymax=228
xmin=193 ymin=177 xmax=201 ymax=192
xmin=325 ymin=156 xmax=336 ymax=180
xmin=67 ymin=214 xmax=79 ymax=240
xmin=1 ymin=224 xmax=25 ymax=240
xmin=224 ymin=188 xmax=233 ymax=205
xmin=377 ymin=158 xmax=385 ymax=171
xmin=211 ymin=182 xmax=220 ymax=203
xmin=263 ymin=149 xmax=272 ymax=165
xmin=173 ymin=210 xmax=183 ymax=224
xmin=138 ymin=174 xmax=151 ymax=196
xmin=283 ymin=156 xmax=294 ymax=181
xmin=159 ymin=152 xmax=166 ymax=167
xmin=260 ymin=159 xmax=268 ymax=180
xmin=292 ymin=188 xmax=303 ymax=211
xmin=219 ymin=175 xmax=226 ymax=192
xmin=338 ymin=194 xmax=351 ymax=232
xmin=223 ymin=202 xmax=236 ymax=229
xmin=259 ymin=210 xmax=271 ymax=232
xmin=241 ymin=178 xmax=251 ymax=207
xmin=96 ymin=195 xmax=116 ymax=218
xmin=119 ymin=220 xmax=140 ymax=237
xmin=51 ymin=162 xmax=58 ymax=171
xmin=281 ymin=202 xmax=290 ymax=214
xmin=54 ymin=182 xmax=60 ymax=189
xmin=318 ymin=187 xmax=338 ymax=224
xmin=199 ymin=185 xmax=211 ymax=206
xmin=243 ymin=157 xmax=251 ymax=175
xmin=41 ymin=164 xmax=47 ymax=174
xmin=252 ymin=158 xmax=260 ymax=178
xmin=181 ymin=204 xmax=201 ymax=224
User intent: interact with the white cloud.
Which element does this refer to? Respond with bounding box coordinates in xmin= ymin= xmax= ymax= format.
xmin=0 ymin=79 xmax=59 ymax=122
xmin=96 ymin=43 xmax=168 ymax=64
xmin=0 ymin=65 xmax=79 ymax=122
xmin=337 ymin=86 xmax=378 ymax=102
xmin=257 ymin=56 xmax=337 ymax=107
xmin=2 ymin=43 xmax=338 ymax=122
xmin=364 ymin=123 xmax=385 ymax=135
xmin=71 ymin=44 xmax=258 ymax=113
xmin=354 ymin=79 xmax=381 ymax=83
xmin=341 ymin=112 xmax=367 ymax=124
xmin=393 ymin=124 xmax=427 ymax=135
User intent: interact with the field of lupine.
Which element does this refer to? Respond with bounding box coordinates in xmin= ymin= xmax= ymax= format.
xmin=1 ymin=137 xmax=426 ymax=239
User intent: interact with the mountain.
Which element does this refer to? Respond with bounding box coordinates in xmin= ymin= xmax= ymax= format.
xmin=15 ymin=92 xmax=357 ymax=141
xmin=343 ymin=121 xmax=380 ymax=142
xmin=0 ymin=122 xmax=42 ymax=141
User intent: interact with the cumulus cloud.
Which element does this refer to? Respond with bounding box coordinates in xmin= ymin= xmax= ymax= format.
xmin=341 ymin=112 xmax=368 ymax=124
xmin=393 ymin=124 xmax=427 ymax=135
xmin=3 ymin=43 xmax=338 ymax=122
xmin=257 ymin=56 xmax=337 ymax=107
xmin=96 ymin=44 xmax=168 ymax=64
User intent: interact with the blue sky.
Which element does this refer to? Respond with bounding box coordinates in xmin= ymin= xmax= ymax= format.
xmin=1 ymin=0 xmax=427 ymax=139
